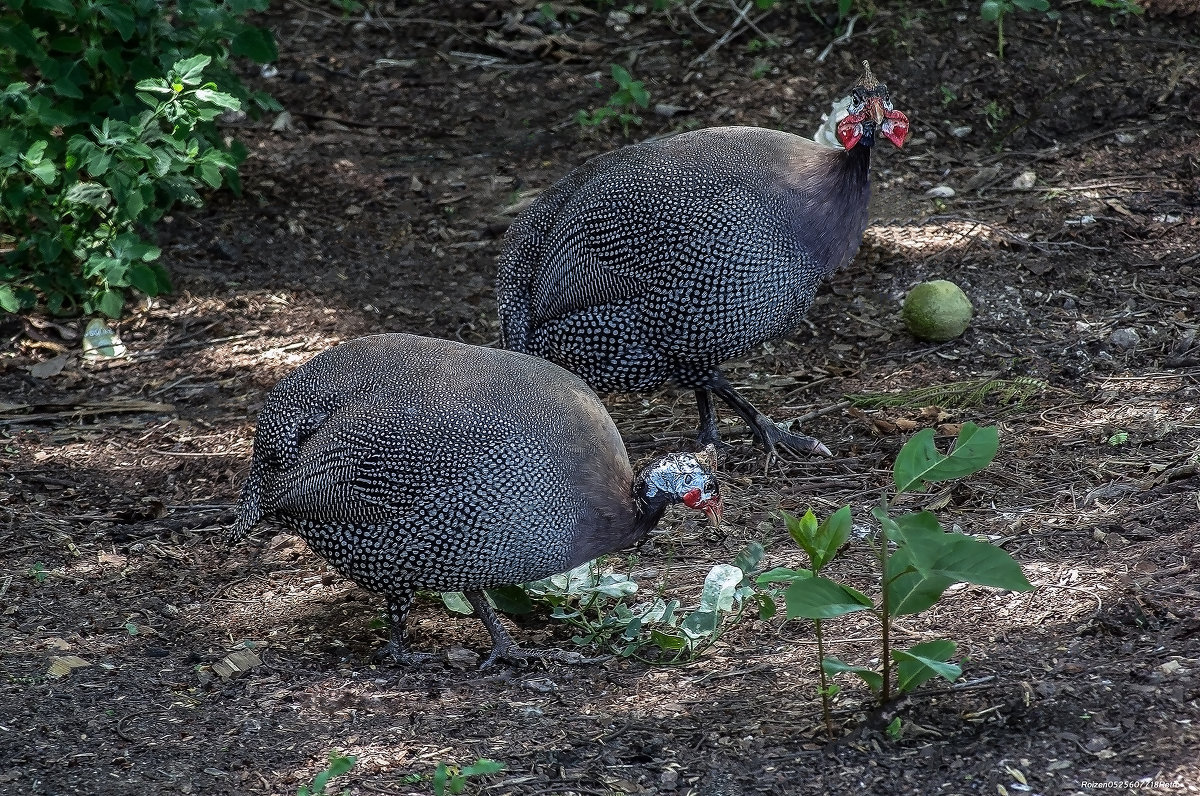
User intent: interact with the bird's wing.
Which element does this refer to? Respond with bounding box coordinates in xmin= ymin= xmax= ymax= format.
xmin=266 ymin=404 xmax=473 ymax=523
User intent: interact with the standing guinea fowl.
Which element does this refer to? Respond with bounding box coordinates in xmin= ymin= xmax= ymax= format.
xmin=230 ymin=333 xmax=722 ymax=667
xmin=497 ymin=61 xmax=909 ymax=455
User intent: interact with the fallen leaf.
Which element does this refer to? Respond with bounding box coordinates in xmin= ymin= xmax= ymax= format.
xmin=28 ymin=355 xmax=69 ymax=379
xmin=48 ymin=655 xmax=91 ymax=678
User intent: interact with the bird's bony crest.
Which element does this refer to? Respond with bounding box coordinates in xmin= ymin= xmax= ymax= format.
xmin=831 ymin=60 xmax=910 ymax=150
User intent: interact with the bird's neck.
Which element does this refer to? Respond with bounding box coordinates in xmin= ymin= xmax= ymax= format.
xmin=631 ymin=497 xmax=669 ymax=541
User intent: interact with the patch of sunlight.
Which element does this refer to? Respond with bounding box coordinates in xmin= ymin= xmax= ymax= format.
xmin=867 ymin=218 xmax=997 ymax=252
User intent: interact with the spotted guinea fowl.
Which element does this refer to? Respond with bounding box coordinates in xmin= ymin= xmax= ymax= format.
xmin=497 ymin=61 xmax=909 ymax=455
xmin=230 ymin=333 xmax=722 ymax=667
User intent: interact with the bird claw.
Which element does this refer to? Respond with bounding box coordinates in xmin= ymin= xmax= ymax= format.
xmin=757 ymin=418 xmax=833 ymax=457
xmin=374 ymin=642 xmax=439 ymax=667
xmin=479 ymin=645 xmax=610 ymax=670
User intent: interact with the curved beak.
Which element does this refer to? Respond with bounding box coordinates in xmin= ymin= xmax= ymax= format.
xmin=702 ymin=496 xmax=723 ymax=529
xmin=864 ymin=95 xmax=886 ymax=127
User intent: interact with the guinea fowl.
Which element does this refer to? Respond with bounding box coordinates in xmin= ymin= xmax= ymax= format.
xmin=497 ymin=61 xmax=909 ymax=455
xmin=230 ymin=333 xmax=722 ymax=667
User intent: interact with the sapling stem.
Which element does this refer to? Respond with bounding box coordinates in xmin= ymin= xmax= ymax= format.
xmin=814 ymin=618 xmax=835 ymax=738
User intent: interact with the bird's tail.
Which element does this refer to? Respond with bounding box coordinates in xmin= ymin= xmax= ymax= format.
xmin=227 ymin=455 xmax=267 ymax=544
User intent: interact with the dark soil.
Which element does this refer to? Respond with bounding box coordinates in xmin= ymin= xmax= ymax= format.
xmin=3 ymin=2 xmax=1200 ymax=794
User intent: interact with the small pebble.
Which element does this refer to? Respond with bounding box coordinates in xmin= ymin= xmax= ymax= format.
xmin=925 ymin=185 xmax=955 ymax=198
xmin=1109 ymin=327 xmax=1140 ymax=351
xmin=1012 ymin=171 xmax=1037 ymax=189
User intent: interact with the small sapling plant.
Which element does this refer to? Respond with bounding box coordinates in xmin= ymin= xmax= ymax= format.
xmin=757 ymin=423 xmax=1033 ymax=737
xmin=297 ymin=751 xmax=356 ymax=796
xmin=979 ymin=0 xmax=1056 ymax=59
xmin=575 ymin=64 xmax=650 ymax=135
xmin=432 ymin=758 xmax=505 ymax=796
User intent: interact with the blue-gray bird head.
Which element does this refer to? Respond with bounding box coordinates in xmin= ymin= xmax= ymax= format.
xmin=635 ymin=451 xmax=722 ymax=527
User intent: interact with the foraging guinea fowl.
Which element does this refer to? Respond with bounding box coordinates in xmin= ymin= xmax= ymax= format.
xmin=497 ymin=61 xmax=909 ymax=455
xmin=230 ymin=333 xmax=722 ymax=667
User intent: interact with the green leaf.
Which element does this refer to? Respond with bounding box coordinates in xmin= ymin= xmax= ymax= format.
xmin=135 ymin=79 xmax=174 ymax=94
xmin=173 ymin=55 xmax=212 ymax=86
xmin=194 ymin=88 xmax=242 ymax=112
xmin=460 ymin=759 xmax=504 ymax=776
xmin=650 ymin=629 xmax=688 ymax=650
xmin=697 ymin=564 xmax=744 ymax=614
xmin=48 ymin=35 xmax=84 ymax=53
xmin=928 ymin=534 xmax=1032 ymax=591
xmin=0 ymin=286 xmax=20 ymax=313
xmin=886 ymin=545 xmax=952 ymax=615
xmin=731 ymin=541 xmax=764 ymax=577
xmin=121 ymin=188 xmax=146 ymax=221
xmin=97 ymin=2 xmax=136 ymax=39
xmin=755 ymin=566 xmax=812 ymax=585
xmin=784 ymin=576 xmax=873 ymax=620
xmin=628 ymin=82 xmax=650 ymax=108
xmin=785 ymin=506 xmax=853 ymax=570
xmin=610 ymin=64 xmax=632 ymax=87
xmin=31 ymin=0 xmax=76 ymax=14
xmin=198 ymin=161 xmax=223 ymax=188
xmin=892 ymin=423 xmax=998 ymax=493
xmin=37 ymin=236 xmax=62 ymax=265
xmin=432 ymin=763 xmax=449 ymax=796
xmin=822 ymin=657 xmax=883 ymax=694
xmin=96 ymin=290 xmax=124 ymax=318
xmin=23 ymin=140 xmax=48 ymax=165
xmin=63 ymin=182 xmax=112 ymax=209
xmin=783 ymin=508 xmax=818 ymax=551
xmin=440 ymin=592 xmax=473 ymax=615
xmin=888 ymin=510 xmax=946 ymax=564
xmin=980 ymin=0 xmax=1003 ymax=21
xmin=231 ymin=27 xmax=279 ymax=63
xmin=754 ymin=592 xmax=776 ymax=620
xmin=28 ymin=159 xmax=57 ymax=185
xmin=128 ymin=264 xmax=160 ymax=295
xmin=485 ymin=585 xmax=532 ymax=614
xmin=889 ymin=512 xmax=1032 ymax=592
xmin=52 ymin=73 xmax=84 ymax=99
xmin=150 ymin=264 xmax=172 ymax=293
xmin=894 ymin=640 xmax=962 ymax=692
xmin=679 ymin=609 xmax=718 ymax=638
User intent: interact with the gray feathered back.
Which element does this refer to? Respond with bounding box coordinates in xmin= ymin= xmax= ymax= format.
xmin=233 ymin=334 xmax=637 ymax=591
xmin=497 ymin=126 xmax=871 ymax=392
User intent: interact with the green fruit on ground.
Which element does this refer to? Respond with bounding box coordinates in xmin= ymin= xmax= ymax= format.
xmin=902 ymin=280 xmax=973 ymax=342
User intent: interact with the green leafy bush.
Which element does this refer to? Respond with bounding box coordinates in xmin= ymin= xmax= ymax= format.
xmin=0 ymin=0 xmax=278 ymax=318
xmin=757 ymin=424 xmax=1033 ymax=737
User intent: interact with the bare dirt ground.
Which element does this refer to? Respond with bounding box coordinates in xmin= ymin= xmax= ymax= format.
xmin=3 ymin=1 xmax=1199 ymax=794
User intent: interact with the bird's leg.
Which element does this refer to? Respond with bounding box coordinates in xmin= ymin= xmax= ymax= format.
xmin=694 ymin=389 xmax=724 ymax=448
xmin=464 ymin=591 xmax=602 ymax=669
xmin=709 ymin=373 xmax=833 ymax=457
xmin=375 ymin=589 xmax=438 ymax=666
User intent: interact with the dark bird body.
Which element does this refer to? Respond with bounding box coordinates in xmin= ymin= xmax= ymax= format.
xmin=231 ymin=333 xmax=720 ymax=666
xmin=498 ymin=68 xmax=908 ymax=454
